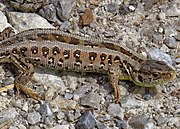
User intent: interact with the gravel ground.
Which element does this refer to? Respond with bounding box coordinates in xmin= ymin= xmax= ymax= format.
xmin=0 ymin=0 xmax=179 ymax=129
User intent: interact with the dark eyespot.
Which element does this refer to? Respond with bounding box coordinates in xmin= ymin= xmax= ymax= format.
xmin=152 ymin=73 xmax=159 ymax=78
xmin=138 ymin=75 xmax=143 ymax=82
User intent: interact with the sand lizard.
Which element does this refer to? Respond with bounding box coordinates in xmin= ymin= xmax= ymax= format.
xmin=0 ymin=27 xmax=176 ymax=102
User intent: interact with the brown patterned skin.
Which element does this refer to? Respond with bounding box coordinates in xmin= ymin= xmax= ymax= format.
xmin=0 ymin=27 xmax=176 ymax=102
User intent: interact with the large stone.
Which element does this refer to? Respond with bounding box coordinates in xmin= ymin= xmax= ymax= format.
xmin=75 ymin=111 xmax=96 ymax=129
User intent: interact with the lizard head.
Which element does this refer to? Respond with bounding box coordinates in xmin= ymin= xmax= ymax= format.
xmin=131 ymin=60 xmax=176 ymax=87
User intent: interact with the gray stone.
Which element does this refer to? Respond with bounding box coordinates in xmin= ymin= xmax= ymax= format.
xmin=0 ymin=3 xmax=6 ymax=11
xmin=164 ymin=37 xmax=177 ymax=49
xmin=148 ymin=48 xmax=173 ymax=66
xmin=33 ymin=70 xmax=66 ymax=101
xmin=49 ymin=0 xmax=76 ymax=21
xmin=154 ymin=114 xmax=168 ymax=126
xmin=74 ymin=85 xmax=92 ymax=98
xmin=167 ymin=117 xmax=180 ymax=127
xmin=166 ymin=2 xmax=180 ymax=17
xmin=22 ymin=102 xmax=28 ymax=112
xmin=164 ymin=26 xmax=176 ymax=37
xmin=74 ymin=110 xmax=81 ymax=119
xmin=27 ymin=112 xmax=41 ymax=125
xmin=0 ymin=108 xmax=18 ymax=124
xmin=37 ymin=103 xmax=53 ymax=125
xmin=60 ymin=21 xmax=71 ymax=31
xmin=96 ymin=120 xmax=108 ymax=129
xmin=107 ymin=103 xmax=124 ymax=119
xmin=38 ymin=4 xmax=60 ymax=24
xmin=52 ymin=96 xmax=77 ymax=110
xmin=105 ymin=94 xmax=114 ymax=102
xmin=142 ymin=93 xmax=152 ymax=101
xmin=144 ymin=0 xmax=159 ymax=11
xmin=175 ymin=58 xmax=180 ymax=64
xmin=75 ymin=111 xmax=96 ymax=129
xmin=97 ymin=114 xmax=112 ymax=122
xmin=157 ymin=12 xmax=166 ymax=20
xmin=64 ymin=93 xmax=73 ymax=99
xmin=114 ymin=119 xmax=127 ymax=129
xmin=121 ymin=96 xmax=147 ymax=109
xmin=129 ymin=115 xmax=155 ymax=129
xmin=6 ymin=12 xmax=54 ymax=32
xmin=119 ymin=3 xmax=129 ymax=15
xmin=160 ymin=44 xmax=170 ymax=53
xmin=0 ymin=11 xmax=12 ymax=31
xmin=50 ymin=124 xmax=69 ymax=129
xmin=9 ymin=0 xmax=48 ymax=12
xmin=57 ymin=111 xmax=65 ymax=120
xmin=62 ymin=74 xmax=78 ymax=90
xmin=80 ymin=92 xmax=100 ymax=109
xmin=67 ymin=112 xmax=74 ymax=122
xmin=152 ymin=34 xmax=163 ymax=44
xmin=105 ymin=3 xmax=118 ymax=13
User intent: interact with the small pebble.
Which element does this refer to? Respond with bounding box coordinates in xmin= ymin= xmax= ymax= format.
xmin=22 ymin=102 xmax=28 ymax=112
xmin=67 ymin=113 xmax=75 ymax=122
xmin=105 ymin=3 xmax=118 ymax=13
xmin=160 ymin=44 xmax=170 ymax=53
xmin=166 ymin=2 xmax=180 ymax=17
xmin=27 ymin=112 xmax=41 ymax=125
xmin=115 ymin=119 xmax=127 ymax=129
xmin=164 ymin=37 xmax=177 ymax=49
xmin=74 ymin=110 xmax=81 ymax=119
xmin=64 ymin=93 xmax=73 ymax=99
xmin=128 ymin=5 xmax=136 ymax=11
xmin=157 ymin=12 xmax=166 ymax=20
xmin=175 ymin=58 xmax=180 ymax=64
xmin=80 ymin=92 xmax=100 ymax=109
xmin=164 ymin=27 xmax=176 ymax=37
xmin=57 ymin=111 xmax=65 ymax=120
xmin=107 ymin=103 xmax=124 ymax=119
xmin=96 ymin=120 xmax=107 ymax=129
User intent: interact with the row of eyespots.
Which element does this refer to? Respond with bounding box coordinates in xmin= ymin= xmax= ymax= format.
xmin=11 ymin=45 xmax=121 ymax=69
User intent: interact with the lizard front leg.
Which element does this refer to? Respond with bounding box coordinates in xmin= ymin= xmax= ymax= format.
xmin=108 ymin=64 xmax=121 ymax=103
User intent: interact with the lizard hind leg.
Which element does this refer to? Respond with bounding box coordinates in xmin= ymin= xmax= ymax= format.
xmin=14 ymin=70 xmax=43 ymax=101
xmin=108 ymin=64 xmax=121 ymax=103
xmin=0 ymin=54 xmax=43 ymax=101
